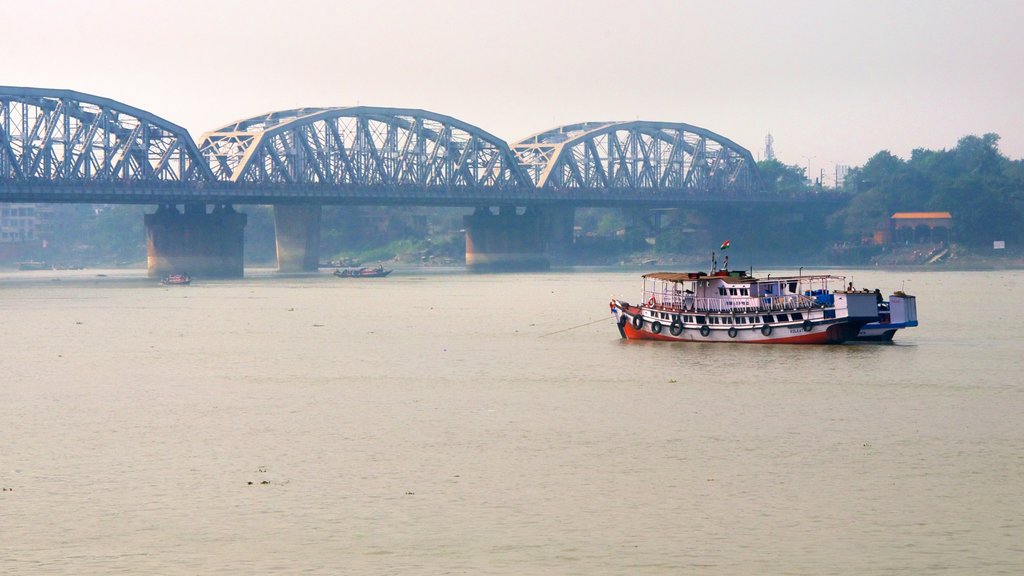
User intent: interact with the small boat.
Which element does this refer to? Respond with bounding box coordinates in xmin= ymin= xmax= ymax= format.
xmin=18 ymin=261 xmax=51 ymax=271
xmin=610 ymin=269 xmax=880 ymax=344
xmin=160 ymin=273 xmax=192 ymax=285
xmin=333 ymin=265 xmax=392 ymax=278
xmin=854 ymin=291 xmax=919 ymax=341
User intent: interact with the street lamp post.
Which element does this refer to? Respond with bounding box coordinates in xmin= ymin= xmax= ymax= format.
xmin=801 ymin=155 xmax=815 ymax=184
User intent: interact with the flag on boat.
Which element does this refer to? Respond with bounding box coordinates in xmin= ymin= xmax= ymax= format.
xmin=720 ymin=240 xmax=731 ymax=250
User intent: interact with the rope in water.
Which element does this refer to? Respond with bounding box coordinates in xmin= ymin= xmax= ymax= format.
xmin=538 ymin=316 xmax=611 ymax=338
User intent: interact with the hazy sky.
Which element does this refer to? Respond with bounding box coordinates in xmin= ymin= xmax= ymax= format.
xmin=4 ymin=0 xmax=1023 ymax=182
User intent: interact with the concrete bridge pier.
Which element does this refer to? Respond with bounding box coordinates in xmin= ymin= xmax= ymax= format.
xmin=145 ymin=204 xmax=247 ymax=278
xmin=544 ymin=204 xmax=576 ymax=253
xmin=463 ymin=206 xmax=550 ymax=271
xmin=274 ymin=204 xmax=322 ymax=272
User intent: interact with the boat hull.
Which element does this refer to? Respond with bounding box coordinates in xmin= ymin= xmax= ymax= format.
xmin=611 ymin=301 xmax=863 ymax=345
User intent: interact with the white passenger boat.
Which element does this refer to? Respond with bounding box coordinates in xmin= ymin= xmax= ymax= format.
xmin=854 ymin=291 xmax=918 ymax=341
xmin=610 ymin=270 xmax=879 ymax=344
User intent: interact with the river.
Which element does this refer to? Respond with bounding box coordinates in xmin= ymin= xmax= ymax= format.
xmin=2 ymin=267 xmax=1022 ymax=575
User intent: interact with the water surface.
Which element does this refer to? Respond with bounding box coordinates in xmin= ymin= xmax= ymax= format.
xmin=2 ymin=267 xmax=1022 ymax=574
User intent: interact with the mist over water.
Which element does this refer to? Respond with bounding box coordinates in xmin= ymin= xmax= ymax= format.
xmin=2 ymin=268 xmax=1023 ymax=575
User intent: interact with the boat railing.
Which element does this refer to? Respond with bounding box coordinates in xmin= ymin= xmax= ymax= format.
xmin=647 ymin=293 xmax=823 ymax=314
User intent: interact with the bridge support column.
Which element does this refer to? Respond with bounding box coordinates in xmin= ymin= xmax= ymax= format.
xmin=145 ymin=204 xmax=247 ymax=278
xmin=463 ymin=206 xmax=549 ymax=272
xmin=544 ymin=204 xmax=576 ymax=252
xmin=274 ymin=204 xmax=321 ymax=272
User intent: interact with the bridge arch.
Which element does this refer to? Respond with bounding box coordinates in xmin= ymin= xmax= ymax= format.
xmin=512 ymin=120 xmax=765 ymax=199
xmin=0 ymin=86 xmax=212 ymax=183
xmin=198 ymin=107 xmax=531 ymax=189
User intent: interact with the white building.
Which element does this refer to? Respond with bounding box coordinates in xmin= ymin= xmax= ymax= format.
xmin=0 ymin=204 xmax=54 ymax=244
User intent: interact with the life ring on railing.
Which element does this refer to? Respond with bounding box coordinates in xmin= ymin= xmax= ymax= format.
xmin=652 ymin=321 xmax=663 ymax=334
xmin=728 ymin=327 xmax=738 ymax=338
xmin=648 ymin=296 xmax=657 ymax=306
xmin=700 ymin=325 xmax=711 ymax=337
xmin=761 ymin=324 xmax=773 ymax=337
xmin=632 ymin=314 xmax=644 ymax=329
xmin=802 ymin=319 xmax=813 ymax=332
xmin=670 ymin=321 xmax=683 ymax=336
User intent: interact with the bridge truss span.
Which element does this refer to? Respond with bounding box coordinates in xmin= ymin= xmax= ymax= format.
xmin=198 ymin=107 xmax=531 ymax=195
xmin=0 ymin=87 xmax=213 ymax=191
xmin=512 ymin=120 xmax=765 ymax=203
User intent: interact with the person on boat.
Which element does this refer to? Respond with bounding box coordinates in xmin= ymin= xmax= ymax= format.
xmin=847 ymin=281 xmax=854 ymax=292
xmin=874 ymin=288 xmax=883 ymax=304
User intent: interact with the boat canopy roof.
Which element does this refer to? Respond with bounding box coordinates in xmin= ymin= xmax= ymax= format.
xmin=642 ymin=271 xmax=752 ymax=283
xmin=642 ymin=271 xmax=845 ymax=284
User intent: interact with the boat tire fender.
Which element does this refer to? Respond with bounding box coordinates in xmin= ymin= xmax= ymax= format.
xmin=652 ymin=321 xmax=663 ymax=334
xmin=700 ymin=325 xmax=711 ymax=337
xmin=802 ymin=319 xmax=813 ymax=332
xmin=761 ymin=324 xmax=773 ymax=336
xmin=618 ymin=314 xmax=627 ymax=328
xmin=632 ymin=314 xmax=644 ymax=329
xmin=728 ymin=327 xmax=738 ymax=338
xmin=669 ymin=321 xmax=683 ymax=336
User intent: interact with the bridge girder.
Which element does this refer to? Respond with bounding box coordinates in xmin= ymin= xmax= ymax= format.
xmin=198 ymin=107 xmax=531 ymax=190
xmin=512 ymin=120 xmax=766 ymax=198
xmin=0 ymin=86 xmax=212 ymax=184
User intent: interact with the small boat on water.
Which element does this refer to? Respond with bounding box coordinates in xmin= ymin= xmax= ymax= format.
xmin=610 ymin=269 xmax=880 ymax=344
xmin=18 ymin=261 xmax=51 ymax=271
xmin=854 ymin=290 xmax=918 ymax=341
xmin=160 ymin=273 xmax=192 ymax=285
xmin=333 ymin=265 xmax=392 ymax=278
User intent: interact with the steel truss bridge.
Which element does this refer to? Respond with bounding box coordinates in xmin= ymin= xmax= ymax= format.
xmin=1 ymin=86 xmax=776 ymax=207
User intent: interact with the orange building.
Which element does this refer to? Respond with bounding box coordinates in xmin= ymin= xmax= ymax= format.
xmin=888 ymin=212 xmax=952 ymax=244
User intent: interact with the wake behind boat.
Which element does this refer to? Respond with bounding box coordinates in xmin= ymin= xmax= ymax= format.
xmin=610 ymin=269 xmax=879 ymax=344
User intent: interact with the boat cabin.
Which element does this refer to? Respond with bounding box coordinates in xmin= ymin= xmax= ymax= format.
xmin=641 ymin=271 xmax=842 ymax=316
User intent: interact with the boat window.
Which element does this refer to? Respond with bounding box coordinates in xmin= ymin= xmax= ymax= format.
xmin=736 ymin=317 xmax=745 ymax=324
xmin=761 ymin=315 xmax=773 ymax=323
xmin=695 ymin=315 xmax=705 ymax=324
xmin=777 ymin=313 xmax=789 ymax=322
xmin=791 ymin=312 xmax=803 ymax=320
xmin=684 ymin=315 xmax=693 ymax=323
xmin=740 ymin=288 xmax=749 ymax=295
xmin=748 ymin=316 xmax=757 ymax=323
xmin=718 ymin=287 xmax=726 ymax=296
xmin=728 ymin=288 xmax=737 ymax=295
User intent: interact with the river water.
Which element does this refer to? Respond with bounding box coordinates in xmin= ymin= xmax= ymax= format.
xmin=1 ymin=267 xmax=1022 ymax=575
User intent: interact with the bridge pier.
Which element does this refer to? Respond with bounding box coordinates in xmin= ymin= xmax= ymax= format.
xmin=545 ymin=204 xmax=576 ymax=253
xmin=463 ymin=206 xmax=551 ymax=271
xmin=274 ymin=204 xmax=321 ymax=272
xmin=145 ymin=204 xmax=247 ymax=278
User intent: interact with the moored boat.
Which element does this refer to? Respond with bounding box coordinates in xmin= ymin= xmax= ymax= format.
xmin=333 ymin=265 xmax=392 ymax=278
xmin=854 ymin=291 xmax=918 ymax=341
xmin=160 ymin=273 xmax=192 ymax=285
xmin=610 ymin=269 xmax=879 ymax=344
